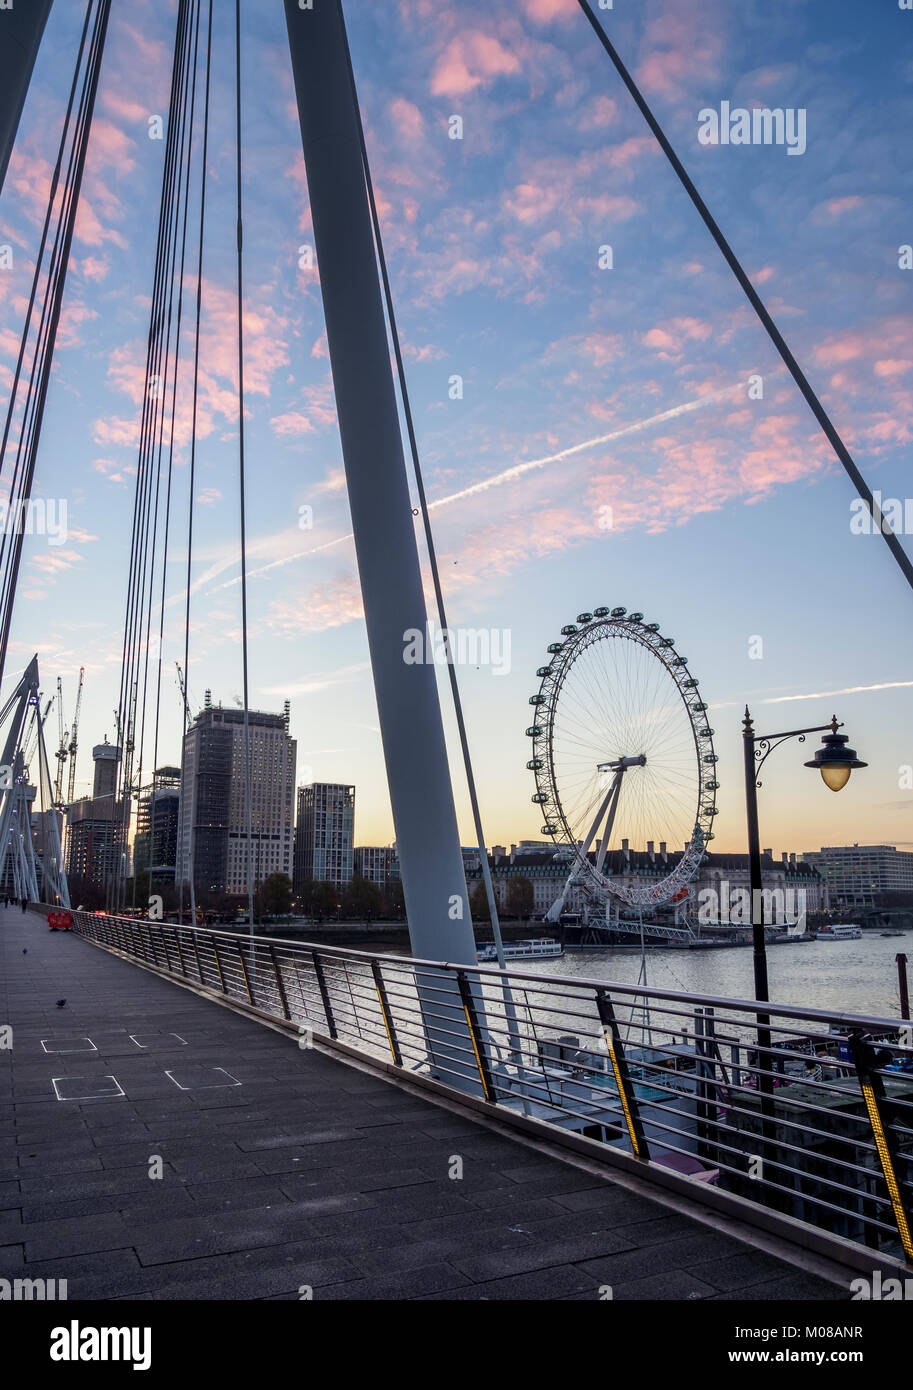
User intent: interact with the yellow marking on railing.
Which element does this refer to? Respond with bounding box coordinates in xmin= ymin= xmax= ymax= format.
xmin=861 ymin=1080 xmax=913 ymax=1261
xmin=463 ymin=1002 xmax=491 ymax=1102
xmin=236 ymin=944 xmax=253 ymax=1005
xmin=375 ymin=983 xmax=398 ymax=1063
xmin=605 ymin=1030 xmax=641 ymax=1159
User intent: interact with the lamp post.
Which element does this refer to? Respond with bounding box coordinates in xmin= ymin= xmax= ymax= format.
xmin=743 ymin=710 xmax=867 ymax=1000
xmin=742 ymin=708 xmax=866 ymax=1123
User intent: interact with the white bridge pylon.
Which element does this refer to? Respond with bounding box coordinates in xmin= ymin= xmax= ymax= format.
xmin=0 ymin=654 xmax=69 ymax=907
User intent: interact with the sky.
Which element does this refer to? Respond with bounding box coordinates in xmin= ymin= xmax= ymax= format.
xmin=0 ymin=0 xmax=911 ymax=861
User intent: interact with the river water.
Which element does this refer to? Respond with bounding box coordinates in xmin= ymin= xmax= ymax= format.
xmin=515 ymin=932 xmax=912 ymax=1021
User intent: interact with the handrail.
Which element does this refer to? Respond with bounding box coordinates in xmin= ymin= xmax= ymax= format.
xmin=102 ymin=916 xmax=913 ymax=1034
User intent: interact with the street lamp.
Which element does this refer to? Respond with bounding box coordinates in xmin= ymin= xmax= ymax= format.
xmin=743 ymin=708 xmax=867 ymax=1004
xmin=742 ymin=707 xmax=867 ymax=1140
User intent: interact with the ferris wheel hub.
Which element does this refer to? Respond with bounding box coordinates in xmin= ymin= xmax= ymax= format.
xmin=598 ymin=754 xmax=647 ymax=772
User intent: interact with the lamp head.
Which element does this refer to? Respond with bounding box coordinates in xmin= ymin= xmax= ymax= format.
xmin=804 ymin=716 xmax=867 ymax=792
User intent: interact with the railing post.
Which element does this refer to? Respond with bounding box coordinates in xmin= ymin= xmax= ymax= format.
xmin=897 ymin=953 xmax=910 ymax=1021
xmin=269 ymin=945 xmax=291 ymax=1020
xmin=210 ymin=935 xmax=227 ymax=994
xmin=371 ymin=959 xmax=402 ymax=1065
xmin=311 ymin=951 xmax=337 ymax=1039
xmin=191 ymin=928 xmax=204 ymax=984
xmin=160 ymin=925 xmax=172 ymax=972
xmin=596 ymin=988 xmax=650 ymax=1161
xmin=236 ymin=939 xmax=254 ymax=1005
xmin=849 ymin=1030 xmax=913 ymax=1264
xmin=456 ymin=971 xmax=495 ymax=1103
xmin=174 ymin=927 xmax=186 ymax=977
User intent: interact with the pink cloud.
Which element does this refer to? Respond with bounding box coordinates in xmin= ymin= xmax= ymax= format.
xmin=520 ymin=0 xmax=578 ymax=22
xmin=431 ymin=32 xmax=521 ymax=97
xmin=643 ymin=317 xmax=713 ymax=359
xmin=79 ymin=256 xmax=110 ymax=283
xmin=578 ymin=95 xmax=618 ymax=131
xmin=270 ymin=411 xmax=316 ymax=438
xmin=636 ymin=4 xmax=724 ymax=100
xmin=87 ymin=119 xmax=136 ymax=176
xmin=390 ymin=97 xmax=424 ymax=143
xmin=873 ymin=359 xmax=913 ymax=378
xmin=102 ymin=91 xmax=149 ymax=124
xmin=823 ymin=196 xmax=863 ymax=219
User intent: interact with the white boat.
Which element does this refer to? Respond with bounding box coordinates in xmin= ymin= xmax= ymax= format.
xmin=476 ymin=937 xmax=564 ymax=962
xmin=815 ymin=924 xmax=862 ymax=940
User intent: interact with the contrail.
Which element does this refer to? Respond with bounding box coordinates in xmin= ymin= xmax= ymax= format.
xmin=213 ymin=379 xmax=747 ymax=592
xmin=712 ymin=679 xmax=913 ymax=712
xmin=426 ymin=379 xmax=749 ymax=510
xmin=761 ymin=680 xmax=913 ymax=705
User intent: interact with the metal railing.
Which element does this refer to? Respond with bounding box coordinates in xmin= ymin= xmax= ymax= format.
xmin=67 ymin=909 xmax=913 ymax=1268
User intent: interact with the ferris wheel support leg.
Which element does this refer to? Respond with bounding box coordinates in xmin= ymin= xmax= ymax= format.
xmin=593 ymin=771 xmax=625 ymax=876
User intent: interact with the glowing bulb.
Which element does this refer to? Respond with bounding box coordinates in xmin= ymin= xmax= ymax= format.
xmin=820 ymin=764 xmax=851 ymax=793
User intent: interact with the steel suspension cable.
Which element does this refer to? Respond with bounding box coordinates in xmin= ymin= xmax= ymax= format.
xmin=135 ymin=0 xmax=207 ymax=909
xmin=179 ymin=0 xmax=213 ymax=932
xmin=0 ymin=1 xmax=111 ymax=686
xmin=576 ymin=0 xmax=913 ymax=594
xmin=113 ymin=0 xmax=196 ymax=908
xmin=234 ymin=0 xmax=256 ymax=939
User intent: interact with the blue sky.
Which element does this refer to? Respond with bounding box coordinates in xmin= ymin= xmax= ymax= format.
xmin=1 ymin=0 xmax=911 ymax=858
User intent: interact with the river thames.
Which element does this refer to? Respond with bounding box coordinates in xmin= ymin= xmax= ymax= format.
xmin=518 ymin=932 xmax=911 ymax=1019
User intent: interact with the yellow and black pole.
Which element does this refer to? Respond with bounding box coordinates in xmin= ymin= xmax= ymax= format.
xmin=597 ymin=989 xmax=650 ymax=1161
xmin=457 ymin=971 xmax=495 ymax=1103
xmin=849 ymin=1030 xmax=913 ymax=1264
xmin=371 ymin=960 xmax=402 ymax=1067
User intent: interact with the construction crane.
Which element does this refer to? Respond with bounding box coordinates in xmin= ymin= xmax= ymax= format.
xmin=53 ymin=675 xmax=68 ymax=805
xmin=65 ymin=667 xmax=85 ymax=806
xmin=175 ymin=661 xmax=187 ymax=719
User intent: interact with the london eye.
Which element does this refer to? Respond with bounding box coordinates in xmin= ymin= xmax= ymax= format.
xmin=526 ymin=607 xmax=718 ymax=911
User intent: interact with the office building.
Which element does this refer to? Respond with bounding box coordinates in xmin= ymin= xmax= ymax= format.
xmin=176 ymin=705 xmax=296 ymax=896
xmin=133 ymin=767 xmax=181 ymax=884
xmin=65 ymin=740 xmax=128 ymax=890
xmin=353 ymin=845 xmax=390 ymax=887
xmin=800 ymin=844 xmax=913 ymax=909
xmin=294 ymin=783 xmax=354 ymax=892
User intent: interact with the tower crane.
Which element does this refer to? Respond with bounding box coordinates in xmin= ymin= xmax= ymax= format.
xmin=53 ymin=675 xmax=68 ymax=805
xmin=65 ymin=666 xmax=84 ymax=805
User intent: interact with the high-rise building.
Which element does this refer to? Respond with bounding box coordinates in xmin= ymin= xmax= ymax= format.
xmin=65 ymin=740 xmax=128 ymax=890
xmin=176 ymin=706 xmax=296 ymax=896
xmin=92 ymin=739 xmax=119 ymax=799
xmin=294 ymin=783 xmax=354 ymax=892
xmin=353 ymin=845 xmax=390 ymax=887
xmin=133 ymin=767 xmax=181 ymax=885
xmin=800 ymin=844 xmax=913 ymax=908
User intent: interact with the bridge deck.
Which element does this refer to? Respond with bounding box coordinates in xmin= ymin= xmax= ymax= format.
xmin=0 ymin=907 xmax=844 ymax=1301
